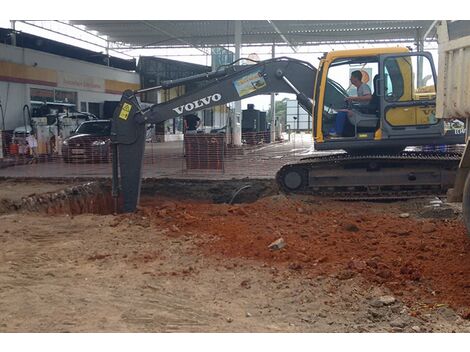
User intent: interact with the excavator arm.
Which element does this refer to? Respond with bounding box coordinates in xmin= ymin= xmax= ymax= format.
xmin=111 ymin=57 xmax=347 ymax=212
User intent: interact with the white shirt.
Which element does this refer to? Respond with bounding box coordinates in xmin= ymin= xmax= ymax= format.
xmin=26 ymin=135 xmax=38 ymax=148
xmin=357 ymin=83 xmax=372 ymax=106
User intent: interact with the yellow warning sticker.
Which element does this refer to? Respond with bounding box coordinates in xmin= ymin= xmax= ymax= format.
xmin=119 ymin=103 xmax=132 ymax=120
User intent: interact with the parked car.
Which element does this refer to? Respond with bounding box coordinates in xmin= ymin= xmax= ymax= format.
xmin=50 ymin=111 xmax=99 ymax=139
xmin=62 ymin=120 xmax=111 ymax=163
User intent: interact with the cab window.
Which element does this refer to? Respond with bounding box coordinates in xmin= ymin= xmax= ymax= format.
xmin=383 ymin=54 xmax=437 ymax=127
xmin=384 ymin=56 xmax=436 ymax=103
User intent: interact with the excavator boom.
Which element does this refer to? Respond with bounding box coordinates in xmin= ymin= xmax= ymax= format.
xmin=111 ymin=57 xmax=347 ymax=212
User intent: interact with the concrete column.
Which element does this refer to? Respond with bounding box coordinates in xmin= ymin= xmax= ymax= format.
xmin=0 ymin=103 xmax=3 ymax=159
xmin=270 ymin=44 xmax=277 ymax=142
xmin=231 ymin=20 xmax=242 ymax=146
xmin=10 ymin=20 xmax=16 ymax=46
xmin=0 ymin=100 xmax=5 ymax=159
xmin=416 ymin=29 xmax=424 ymax=86
xmin=106 ymin=40 xmax=110 ymax=67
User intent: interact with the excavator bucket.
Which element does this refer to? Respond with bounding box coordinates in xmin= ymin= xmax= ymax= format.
xmin=111 ymin=90 xmax=146 ymax=213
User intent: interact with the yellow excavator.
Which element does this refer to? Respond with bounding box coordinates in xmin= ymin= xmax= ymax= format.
xmin=110 ymin=46 xmax=464 ymax=212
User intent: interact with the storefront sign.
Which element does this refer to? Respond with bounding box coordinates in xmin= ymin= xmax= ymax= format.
xmin=57 ymin=72 xmax=105 ymax=92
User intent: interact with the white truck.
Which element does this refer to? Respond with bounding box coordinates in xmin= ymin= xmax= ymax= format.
xmin=437 ymin=21 xmax=470 ymax=233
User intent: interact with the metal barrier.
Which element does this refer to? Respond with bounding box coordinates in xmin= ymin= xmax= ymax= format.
xmin=0 ymin=132 xmax=315 ymax=180
xmin=184 ymin=134 xmax=225 ymax=171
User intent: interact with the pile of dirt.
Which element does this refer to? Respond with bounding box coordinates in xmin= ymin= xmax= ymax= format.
xmin=131 ymin=195 xmax=470 ymax=318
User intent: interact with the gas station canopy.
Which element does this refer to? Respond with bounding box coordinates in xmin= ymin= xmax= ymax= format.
xmin=69 ymin=20 xmax=439 ymax=49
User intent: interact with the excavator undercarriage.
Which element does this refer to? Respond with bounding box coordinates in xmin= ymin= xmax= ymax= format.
xmin=276 ymin=151 xmax=461 ymax=200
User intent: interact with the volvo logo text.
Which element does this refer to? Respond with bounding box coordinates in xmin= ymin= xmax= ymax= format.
xmin=172 ymin=93 xmax=222 ymax=115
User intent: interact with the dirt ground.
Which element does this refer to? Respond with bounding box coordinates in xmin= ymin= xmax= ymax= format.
xmin=0 ymin=180 xmax=470 ymax=332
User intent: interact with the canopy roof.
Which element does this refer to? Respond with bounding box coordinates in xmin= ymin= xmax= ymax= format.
xmin=69 ymin=20 xmax=438 ymax=49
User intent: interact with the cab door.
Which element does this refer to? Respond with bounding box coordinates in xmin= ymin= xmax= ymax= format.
xmin=379 ymin=52 xmax=443 ymax=139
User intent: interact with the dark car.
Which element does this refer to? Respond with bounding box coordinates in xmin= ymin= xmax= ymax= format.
xmin=62 ymin=120 xmax=112 ymax=163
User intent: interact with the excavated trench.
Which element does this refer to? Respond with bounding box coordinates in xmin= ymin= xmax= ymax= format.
xmin=0 ymin=178 xmax=277 ymax=215
xmin=0 ymin=178 xmax=462 ymax=221
xmin=0 ymin=180 xmax=114 ymax=215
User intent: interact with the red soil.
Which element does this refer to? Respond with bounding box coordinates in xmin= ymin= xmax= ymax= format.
xmin=138 ymin=196 xmax=470 ymax=317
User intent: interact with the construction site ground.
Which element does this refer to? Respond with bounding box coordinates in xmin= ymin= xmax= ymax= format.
xmin=0 ymin=179 xmax=469 ymax=333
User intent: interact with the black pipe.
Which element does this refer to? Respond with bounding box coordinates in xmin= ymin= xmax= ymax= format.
xmin=296 ymin=93 xmax=313 ymax=115
xmin=160 ymin=67 xmax=231 ymax=90
xmin=229 ymin=184 xmax=252 ymax=205
xmin=133 ymin=67 xmax=232 ymax=96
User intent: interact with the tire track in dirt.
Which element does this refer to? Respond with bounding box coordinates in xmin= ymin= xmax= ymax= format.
xmin=0 ymin=213 xmax=221 ymax=332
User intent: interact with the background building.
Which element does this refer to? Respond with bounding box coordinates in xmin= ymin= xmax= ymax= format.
xmin=0 ymin=30 xmax=140 ymax=131
xmin=285 ymin=99 xmax=311 ymax=132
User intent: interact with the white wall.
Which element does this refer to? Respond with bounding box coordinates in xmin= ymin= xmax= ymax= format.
xmin=213 ymin=112 xmax=228 ymax=129
xmin=0 ymin=82 xmax=28 ymax=130
xmin=0 ymin=43 xmax=139 ymax=130
xmin=286 ymin=99 xmax=311 ymax=131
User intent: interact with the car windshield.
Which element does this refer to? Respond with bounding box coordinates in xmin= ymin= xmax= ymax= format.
xmin=76 ymin=121 xmax=111 ymax=136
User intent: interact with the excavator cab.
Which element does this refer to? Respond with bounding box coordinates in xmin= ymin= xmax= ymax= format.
xmin=313 ymin=48 xmax=464 ymax=153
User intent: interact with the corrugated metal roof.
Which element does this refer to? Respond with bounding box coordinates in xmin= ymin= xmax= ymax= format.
xmin=70 ymin=20 xmax=439 ymax=49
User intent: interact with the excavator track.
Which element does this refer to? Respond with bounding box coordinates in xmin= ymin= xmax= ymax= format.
xmin=276 ymin=151 xmax=462 ymax=200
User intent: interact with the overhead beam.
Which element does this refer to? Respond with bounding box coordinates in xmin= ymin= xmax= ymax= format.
xmin=268 ymin=20 xmax=298 ymax=53
xmin=17 ymin=20 xmax=134 ymax=59
xmin=141 ymin=21 xmax=210 ymax=55
xmin=422 ymin=20 xmax=439 ymax=42
xmin=109 ymin=38 xmax=432 ymax=51
xmin=93 ymin=31 xmax=435 ymax=48
xmin=55 ymin=21 xmax=134 ymax=58
xmin=14 ymin=20 xmax=443 ymax=55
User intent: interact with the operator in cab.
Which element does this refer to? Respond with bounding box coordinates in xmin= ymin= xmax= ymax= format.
xmin=332 ymin=70 xmax=372 ymax=137
xmin=345 ymin=70 xmax=372 ymax=106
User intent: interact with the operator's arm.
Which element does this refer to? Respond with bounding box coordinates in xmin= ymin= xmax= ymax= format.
xmin=345 ymin=94 xmax=372 ymax=103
